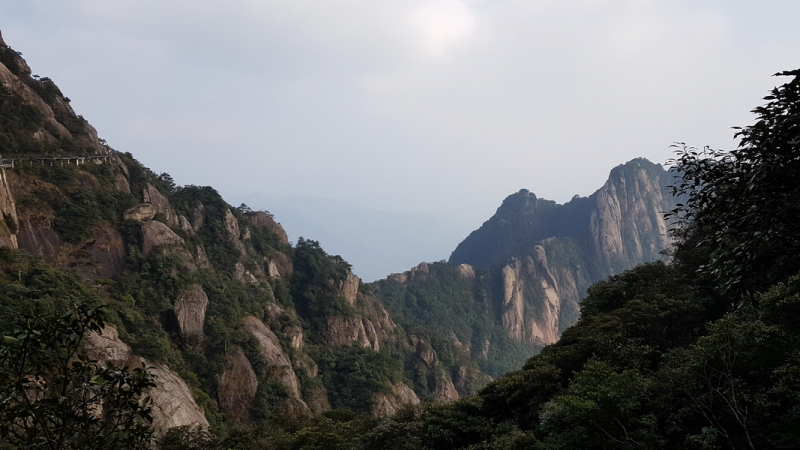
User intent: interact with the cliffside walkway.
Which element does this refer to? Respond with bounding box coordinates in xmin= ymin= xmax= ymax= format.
xmin=0 ymin=154 xmax=113 ymax=169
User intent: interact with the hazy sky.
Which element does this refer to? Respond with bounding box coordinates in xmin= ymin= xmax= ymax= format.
xmin=2 ymin=1 xmax=799 ymax=229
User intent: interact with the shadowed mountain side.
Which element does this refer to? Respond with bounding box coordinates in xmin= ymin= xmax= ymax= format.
xmin=449 ymin=158 xmax=677 ymax=280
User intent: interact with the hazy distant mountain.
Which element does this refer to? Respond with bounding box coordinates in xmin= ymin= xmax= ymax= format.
xmin=371 ymin=158 xmax=678 ymax=375
xmin=230 ymin=194 xmax=472 ymax=281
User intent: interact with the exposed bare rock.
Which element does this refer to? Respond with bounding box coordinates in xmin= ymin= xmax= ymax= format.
xmin=114 ymin=174 xmax=131 ymax=193
xmin=371 ymin=382 xmax=421 ymax=417
xmin=143 ymin=184 xmax=180 ymax=229
xmin=387 ymin=272 xmax=407 ymax=283
xmin=218 ymin=347 xmax=258 ymax=424
xmin=174 ymin=285 xmax=209 ymax=347
xmin=148 ymin=363 xmax=210 ymax=436
xmin=178 ymin=215 xmax=194 ymax=235
xmin=264 ymin=303 xmax=286 ymax=325
xmin=457 ymin=264 xmax=475 ymax=279
xmin=354 ymin=292 xmax=397 ymax=343
xmin=75 ymin=171 xmax=102 ymax=191
xmin=453 ymin=366 xmax=469 ymax=395
xmin=338 ymin=272 xmax=360 ymax=307
xmin=325 ymin=289 xmax=397 ymax=351
xmin=265 ymin=251 xmax=293 ymax=278
xmin=142 ymin=221 xmax=185 ymax=256
xmin=326 ymin=316 xmax=375 ymax=349
xmin=0 ymin=169 xmax=19 ymax=249
xmin=17 ymin=217 xmax=63 ymax=261
xmin=82 ymin=326 xmax=134 ymax=367
xmin=497 ymin=242 xmax=589 ymax=346
xmin=81 ymin=326 xmax=208 ymax=436
xmin=501 ymin=259 xmax=527 ymax=343
xmin=123 ymin=203 xmax=156 ymax=222
xmin=241 ymin=316 xmax=309 ymax=411
xmin=304 ymin=386 xmax=332 ymax=414
xmin=589 ymin=160 xmax=672 ymax=277
xmin=0 ymin=57 xmax=71 ymax=139
xmin=233 ymin=262 xmax=259 ymax=284
xmin=223 ymin=209 xmax=247 ymax=257
xmin=433 ymin=369 xmax=460 ymax=401
xmin=74 ymin=225 xmax=126 ymax=280
xmin=246 ymin=211 xmax=290 ymax=246
xmin=195 ymin=245 xmax=211 ymax=269
xmin=479 ymin=339 xmax=490 ymax=360
xmin=451 ymin=332 xmax=470 ymax=354
xmin=190 ymin=204 xmax=205 ymax=232
xmin=387 ymin=262 xmax=431 ymax=284
xmin=286 ymin=326 xmax=304 ymax=352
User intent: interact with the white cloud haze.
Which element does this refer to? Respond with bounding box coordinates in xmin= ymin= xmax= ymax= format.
xmin=2 ymin=0 xmax=799 ymax=275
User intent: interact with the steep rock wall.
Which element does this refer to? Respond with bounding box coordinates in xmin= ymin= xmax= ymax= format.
xmin=81 ymin=326 xmax=209 ymax=436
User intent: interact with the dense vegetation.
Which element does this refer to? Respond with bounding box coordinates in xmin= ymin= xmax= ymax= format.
xmin=371 ymin=262 xmax=539 ymax=378
xmin=3 ymin=31 xmax=799 ymax=447
xmin=154 ymin=69 xmax=800 ymax=449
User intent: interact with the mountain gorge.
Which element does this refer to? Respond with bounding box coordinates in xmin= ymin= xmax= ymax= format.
xmin=0 ymin=31 xmax=678 ymax=445
xmin=0 ymin=34 xmax=486 ymax=435
xmin=371 ymin=158 xmax=677 ymax=374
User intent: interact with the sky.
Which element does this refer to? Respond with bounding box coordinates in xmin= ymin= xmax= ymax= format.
xmin=1 ymin=1 xmax=799 ymax=270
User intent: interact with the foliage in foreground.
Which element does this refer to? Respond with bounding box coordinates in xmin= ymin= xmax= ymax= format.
xmin=0 ymin=305 xmax=156 ymax=450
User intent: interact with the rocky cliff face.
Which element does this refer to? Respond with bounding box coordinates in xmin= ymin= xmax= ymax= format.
xmin=0 ymin=33 xmax=479 ymax=434
xmin=81 ymin=327 xmax=209 ymax=436
xmin=373 ymin=158 xmax=673 ymax=375
xmin=451 ymin=158 xmax=673 ymax=280
xmin=587 ymin=159 xmax=673 ymax=278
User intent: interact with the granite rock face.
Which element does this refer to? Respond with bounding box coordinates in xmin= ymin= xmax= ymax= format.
xmin=81 ymin=326 xmax=209 ymax=436
xmin=374 ymin=159 xmax=674 ymax=376
xmin=218 ymin=347 xmax=259 ymax=424
xmin=371 ymin=382 xmax=421 ymax=417
xmin=174 ymin=284 xmax=209 ymax=347
xmin=142 ymin=220 xmax=185 ymax=256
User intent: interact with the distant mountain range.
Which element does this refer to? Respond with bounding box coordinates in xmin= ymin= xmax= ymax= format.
xmin=370 ymin=158 xmax=678 ymax=375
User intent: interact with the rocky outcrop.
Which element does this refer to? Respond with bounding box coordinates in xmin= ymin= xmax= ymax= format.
xmin=233 ymin=261 xmax=259 ymax=284
xmin=148 ymin=363 xmax=210 ymax=436
xmin=81 ymin=326 xmax=209 ymax=436
xmin=123 ymin=203 xmax=156 ymax=222
xmin=0 ymin=40 xmax=106 ymax=154
xmin=0 ymin=54 xmax=71 ymax=139
xmin=371 ymin=382 xmax=421 ymax=417
xmin=218 ymin=347 xmax=259 ymax=423
xmin=246 ymin=211 xmax=289 ymax=246
xmin=0 ymin=169 xmax=18 ymax=249
xmin=16 ymin=217 xmax=63 ymax=262
xmin=241 ymin=316 xmax=309 ymax=411
xmin=325 ymin=316 xmax=379 ymax=350
xmin=223 ymin=209 xmax=246 ymax=256
xmin=338 ymin=272 xmax=360 ymax=307
xmin=190 ymin=204 xmax=205 ymax=232
xmin=449 ymin=159 xmax=674 ymax=279
xmin=82 ymin=326 xmax=134 ymax=367
xmin=174 ymin=284 xmax=209 ymax=347
xmin=588 ymin=159 xmax=672 ymax=277
xmin=143 ymin=184 xmax=180 ymax=229
xmin=142 ymin=220 xmax=185 ymax=256
xmin=499 ymin=240 xmax=589 ymax=346
xmin=265 ymin=251 xmax=293 ymax=278
xmin=74 ymin=225 xmax=126 ymax=279
xmin=409 ymin=335 xmax=460 ymax=401
xmin=457 ymin=264 xmax=475 ymax=279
